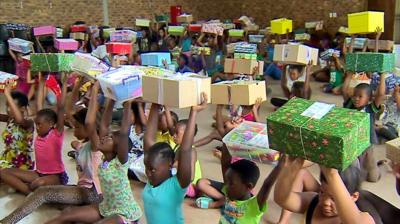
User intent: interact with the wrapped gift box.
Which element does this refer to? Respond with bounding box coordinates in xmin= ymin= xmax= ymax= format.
xmin=370 ymin=73 xmax=400 ymax=93
xmin=367 ymin=40 xmax=394 ymax=51
xmin=234 ymin=42 xmax=257 ymax=54
xmin=234 ymin=53 xmax=257 ymax=60
xmin=155 ymin=14 xmax=169 ymax=22
xmin=102 ymin=28 xmax=116 ymax=39
xmin=345 ymin=53 xmax=395 ymax=72
xmin=320 ymin=49 xmax=341 ymax=61
xmin=305 ymin=21 xmax=323 ymax=30
xmin=177 ymin=14 xmax=193 ymax=23
xmin=135 ymin=19 xmax=150 ymax=27
xmin=70 ymin=32 xmax=86 ymax=40
xmin=70 ymin=25 xmax=87 ymax=33
xmin=227 ymin=43 xmax=237 ymax=54
xmin=294 ymin=33 xmax=311 ymax=41
xmin=211 ymin=80 xmax=266 ymax=105
xmin=33 ymin=26 xmax=56 ymax=36
xmin=271 ymin=18 xmax=292 ymax=34
xmin=273 ymin=44 xmax=319 ymax=65
xmin=345 ymin=37 xmax=367 ymax=49
xmin=106 ymin=42 xmax=132 ymax=55
xmin=244 ymin=24 xmax=260 ymax=32
xmin=201 ymin=23 xmax=224 ymax=36
xmin=222 ymin=23 xmax=236 ymax=30
xmin=348 ymin=11 xmax=384 ymax=34
xmin=110 ymin=30 xmax=136 ymax=43
xmin=223 ymin=121 xmax=278 ymax=163
xmin=0 ymin=71 xmax=18 ymax=92
xmin=141 ymin=52 xmax=171 ymax=67
xmin=188 ymin=24 xmax=202 ymax=32
xmin=56 ymin=28 xmax=63 ymax=38
xmin=71 ymin=52 xmax=110 ymax=79
xmin=54 ymin=39 xmax=79 ymax=51
xmin=97 ymin=67 xmax=143 ymax=102
xmin=238 ymin=16 xmax=253 ymax=27
xmin=168 ymin=26 xmax=185 ymax=35
xmin=142 ymin=73 xmax=211 ymax=108
xmin=5 ymin=23 xmax=29 ymax=31
xmin=267 ymin=98 xmax=370 ymax=170
xmin=228 ymin=29 xmax=244 ymax=37
xmin=224 ymin=58 xmax=264 ymax=75
xmin=386 ymin=138 xmax=400 ymax=164
xmin=249 ymin=35 xmax=264 ymax=43
xmin=395 ymin=45 xmax=400 ymax=68
xmin=8 ymin=38 xmax=33 ymax=54
xmin=30 ymin=53 xmax=74 ymax=72
xmin=338 ymin=26 xmax=349 ymax=34
xmin=191 ymin=46 xmax=211 ymax=55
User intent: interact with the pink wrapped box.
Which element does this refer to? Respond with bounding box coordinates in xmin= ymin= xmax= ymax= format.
xmin=33 ymin=26 xmax=56 ymax=36
xmin=54 ymin=39 xmax=79 ymax=51
xmin=201 ymin=23 xmax=224 ymax=36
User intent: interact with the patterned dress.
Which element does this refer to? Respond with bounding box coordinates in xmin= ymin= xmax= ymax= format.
xmin=0 ymin=120 xmax=34 ymax=170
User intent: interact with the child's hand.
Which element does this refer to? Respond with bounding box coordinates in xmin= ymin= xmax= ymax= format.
xmin=282 ymin=155 xmax=305 ymax=171
xmin=4 ymin=80 xmax=13 ymax=95
xmin=253 ymin=97 xmax=263 ymax=111
xmin=192 ymin=92 xmax=208 ymax=112
xmin=252 ymin=66 xmax=259 ymax=75
xmin=320 ymin=165 xmax=339 ymax=178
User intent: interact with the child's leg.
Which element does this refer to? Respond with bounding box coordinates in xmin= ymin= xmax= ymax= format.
xmin=0 ymin=168 xmax=39 ymax=195
xmin=44 ymin=204 xmax=101 ymax=224
xmin=1 ymin=185 xmax=100 ymax=224
xmin=194 ymin=130 xmax=222 ymax=147
xmin=331 ymin=86 xmax=343 ymax=95
xmin=30 ymin=174 xmax=64 ymax=191
xmin=361 ymin=146 xmax=381 ymax=183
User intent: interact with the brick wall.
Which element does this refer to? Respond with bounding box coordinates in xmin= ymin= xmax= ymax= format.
xmin=0 ymin=0 xmax=367 ymax=33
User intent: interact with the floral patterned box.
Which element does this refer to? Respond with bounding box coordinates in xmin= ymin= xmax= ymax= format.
xmin=267 ymin=98 xmax=370 ymax=170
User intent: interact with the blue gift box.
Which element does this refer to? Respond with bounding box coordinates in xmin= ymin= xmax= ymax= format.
xmin=141 ymin=52 xmax=172 ymax=67
xmin=370 ymin=73 xmax=400 ymax=94
xmin=97 ymin=67 xmax=143 ymax=102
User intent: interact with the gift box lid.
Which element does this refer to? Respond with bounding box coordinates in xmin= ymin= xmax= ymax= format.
xmin=97 ymin=66 xmax=145 ymax=85
xmin=223 ymin=121 xmax=270 ymax=150
xmin=0 ymin=71 xmax=18 ymax=82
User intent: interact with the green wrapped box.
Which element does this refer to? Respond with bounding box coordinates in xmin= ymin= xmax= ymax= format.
xmin=155 ymin=14 xmax=169 ymax=22
xmin=234 ymin=53 xmax=257 ymax=60
xmin=229 ymin=29 xmax=245 ymax=37
xmin=31 ymin=53 xmax=74 ymax=72
xmin=346 ymin=53 xmax=395 ymax=73
xmin=267 ymin=98 xmax=370 ymax=170
xmin=168 ymin=26 xmax=185 ymax=35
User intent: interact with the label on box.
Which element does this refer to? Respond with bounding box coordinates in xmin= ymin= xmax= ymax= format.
xmin=301 ymin=102 xmax=335 ymax=119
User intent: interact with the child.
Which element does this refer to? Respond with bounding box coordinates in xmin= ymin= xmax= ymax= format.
xmin=275 ymin=157 xmax=375 ymax=224
xmin=45 ymin=82 xmax=142 ymax=224
xmin=0 ymin=73 xmax=68 ymax=195
xmin=156 ymin=107 xmax=179 ymax=149
xmin=8 ymin=48 xmax=33 ymax=98
xmin=142 ymin=94 xmax=207 ymax=224
xmin=197 ymin=32 xmax=221 ymax=77
xmin=376 ymin=85 xmax=400 ymax=140
xmin=176 ymin=53 xmax=194 ymax=73
xmin=322 ymin=54 xmax=344 ymax=95
xmin=271 ymin=63 xmax=312 ymax=108
xmin=0 ymin=84 xmax=34 ymax=170
xmin=157 ymin=27 xmax=169 ymax=51
xmin=0 ymin=108 xmax=102 ymax=224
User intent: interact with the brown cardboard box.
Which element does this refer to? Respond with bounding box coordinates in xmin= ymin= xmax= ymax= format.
xmin=367 ymin=40 xmax=394 ymax=51
xmin=273 ymin=44 xmax=319 ymax=65
xmin=386 ymin=137 xmax=400 ymax=164
xmin=142 ymin=74 xmax=211 ymax=108
xmin=211 ymin=80 xmax=266 ymax=105
xmin=70 ymin=32 xmax=86 ymax=40
xmin=224 ymin=58 xmax=264 ymax=75
xmin=177 ymin=14 xmax=193 ymax=23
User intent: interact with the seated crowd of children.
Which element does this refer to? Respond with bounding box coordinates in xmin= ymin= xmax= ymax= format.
xmin=0 ymin=18 xmax=399 ymax=224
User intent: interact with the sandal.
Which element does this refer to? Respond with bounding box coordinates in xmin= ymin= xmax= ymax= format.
xmin=67 ymin=150 xmax=78 ymax=160
xmin=195 ymin=197 xmax=213 ymax=209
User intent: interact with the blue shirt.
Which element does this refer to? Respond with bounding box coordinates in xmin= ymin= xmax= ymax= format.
xmin=182 ymin=38 xmax=192 ymax=52
xmin=176 ymin=65 xmax=193 ymax=73
xmin=142 ymin=175 xmax=187 ymax=224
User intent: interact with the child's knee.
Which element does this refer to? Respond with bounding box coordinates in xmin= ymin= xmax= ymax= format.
xmin=30 ymin=178 xmax=47 ymax=190
xmin=196 ymin=178 xmax=210 ymax=190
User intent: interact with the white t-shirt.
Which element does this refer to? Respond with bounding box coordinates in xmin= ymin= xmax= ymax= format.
xmin=286 ymin=69 xmax=306 ymax=90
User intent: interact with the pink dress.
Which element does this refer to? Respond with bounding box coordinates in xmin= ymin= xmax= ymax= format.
xmin=34 ymin=129 xmax=65 ymax=174
xmin=15 ymin=59 xmax=31 ymax=95
xmin=242 ymin=111 xmax=256 ymax=122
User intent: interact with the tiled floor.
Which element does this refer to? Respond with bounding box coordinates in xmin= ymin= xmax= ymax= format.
xmin=0 ymin=79 xmax=399 ymax=224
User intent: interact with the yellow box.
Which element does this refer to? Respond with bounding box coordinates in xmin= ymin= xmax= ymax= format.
xmin=271 ymin=18 xmax=292 ymax=35
xmin=348 ymin=11 xmax=384 ymax=34
xmin=211 ymin=80 xmax=266 ymax=105
xmin=386 ymin=137 xmax=400 ymax=164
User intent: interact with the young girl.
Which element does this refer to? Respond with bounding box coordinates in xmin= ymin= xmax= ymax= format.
xmin=0 ymin=84 xmax=34 ymax=170
xmin=45 ymin=82 xmax=142 ymax=224
xmin=8 ymin=48 xmax=33 ymax=99
xmin=142 ymin=94 xmax=207 ymax=224
xmin=0 ymin=108 xmax=102 ymax=224
xmin=0 ymin=73 xmax=68 ymax=195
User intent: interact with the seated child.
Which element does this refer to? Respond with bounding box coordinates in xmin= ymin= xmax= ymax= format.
xmin=176 ymin=53 xmax=194 ymax=73
xmin=376 ymin=85 xmax=400 ymax=141
xmin=322 ymin=54 xmax=344 ymax=95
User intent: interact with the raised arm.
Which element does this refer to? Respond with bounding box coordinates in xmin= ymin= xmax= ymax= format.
xmin=374 ymin=73 xmax=386 ymax=108
xmin=117 ymin=100 xmax=133 ymax=164
xmin=216 ymin=104 xmax=226 ymax=137
xmin=320 ymin=167 xmax=374 ymax=224
xmin=144 ymin=103 xmax=161 ymax=151
xmin=177 ymin=93 xmax=207 ymax=188
xmin=36 ymin=72 xmax=45 ymax=111
xmin=257 ymin=157 xmax=283 ymax=209
xmin=304 ymin=62 xmax=312 ymax=99
xmin=4 ymin=81 xmax=32 ymax=129
xmin=137 ymin=101 xmax=148 ymax=126
xmin=220 ymin=144 xmax=232 ymax=183
xmin=342 ymin=72 xmax=353 ymax=101
xmin=394 ymin=86 xmax=400 ymax=111
xmin=99 ymin=98 xmax=115 ymax=139
xmin=374 ymin=27 xmax=382 ymax=53
xmin=56 ymin=74 xmax=68 ymax=133
xmin=8 ymin=48 xmax=17 ymax=62
xmin=85 ymin=81 xmax=101 ymax=149
xmin=197 ymin=32 xmax=205 ymax=47
xmin=66 ymin=74 xmax=84 ymax=122
xmin=252 ymin=98 xmax=262 ymax=122
xmin=164 ymin=106 xmax=176 ymax=136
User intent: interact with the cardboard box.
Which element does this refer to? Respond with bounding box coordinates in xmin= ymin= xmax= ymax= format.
xmin=348 ymin=11 xmax=384 ymax=34
xmin=211 ymin=80 xmax=266 ymax=105
xmin=244 ymin=24 xmax=259 ymax=32
xmin=305 ymin=21 xmax=323 ymax=30
xmin=271 ymin=18 xmax=292 ymax=35
xmin=70 ymin=32 xmax=86 ymax=40
xmin=71 ymin=52 xmax=110 ymax=79
xmin=97 ymin=67 xmax=143 ymax=102
xmin=177 ymin=14 xmax=193 ymax=23
xmin=70 ymin=25 xmax=87 ymax=33
xmin=224 ymin=58 xmax=264 ymax=75
xmin=33 ymin=26 xmax=56 ymax=36
xmin=267 ymin=98 xmax=370 ymax=170
xmin=294 ymin=33 xmax=311 ymax=41
xmin=136 ymin=19 xmax=150 ymax=27
xmin=345 ymin=53 xmax=395 ymax=72
xmin=142 ymin=74 xmax=211 ymax=108
xmin=106 ymin=42 xmax=132 ymax=55
xmin=8 ymin=38 xmax=33 ymax=54
xmin=228 ymin=29 xmax=244 ymax=37
xmin=386 ymin=138 xmax=400 ymax=164
xmin=201 ymin=23 xmax=224 ymax=36
xmin=367 ymin=40 xmax=394 ymax=51
xmin=168 ymin=26 xmax=185 ymax=35
xmin=273 ymin=44 xmax=319 ymax=65
xmin=141 ymin=52 xmax=171 ymax=67
xmin=54 ymin=39 xmax=79 ymax=51
xmin=0 ymin=71 xmax=18 ymax=92
xmin=110 ymin=30 xmax=136 ymax=43
xmin=30 ymin=53 xmax=75 ymax=72
xmin=238 ymin=16 xmax=253 ymax=27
